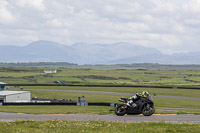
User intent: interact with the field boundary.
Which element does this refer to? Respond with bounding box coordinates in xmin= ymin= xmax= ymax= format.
xmin=6 ymin=83 xmax=200 ymax=89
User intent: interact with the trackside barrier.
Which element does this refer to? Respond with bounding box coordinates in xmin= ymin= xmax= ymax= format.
xmin=2 ymin=102 xmax=117 ymax=106
xmin=77 ymin=102 xmax=88 ymax=106
xmin=2 ymin=103 xmax=76 ymax=106
xmin=110 ymin=103 xmax=118 ymax=107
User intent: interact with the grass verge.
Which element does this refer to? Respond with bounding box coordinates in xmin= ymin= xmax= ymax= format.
xmin=0 ymin=120 xmax=199 ymax=133
xmin=0 ymin=106 xmax=113 ymax=115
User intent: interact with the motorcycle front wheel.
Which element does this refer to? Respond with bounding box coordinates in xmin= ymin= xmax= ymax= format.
xmin=115 ymin=104 xmax=127 ymax=116
xmin=142 ymin=105 xmax=155 ymax=116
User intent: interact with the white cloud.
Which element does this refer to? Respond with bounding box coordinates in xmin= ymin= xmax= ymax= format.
xmin=0 ymin=8 xmax=14 ymax=23
xmin=0 ymin=0 xmax=15 ymax=24
xmin=17 ymin=0 xmax=45 ymax=10
xmin=0 ymin=0 xmax=200 ymax=54
xmin=46 ymin=19 xmax=63 ymax=28
xmin=182 ymin=0 xmax=200 ymax=13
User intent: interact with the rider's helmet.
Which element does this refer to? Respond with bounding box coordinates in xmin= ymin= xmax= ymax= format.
xmin=142 ymin=91 xmax=149 ymax=98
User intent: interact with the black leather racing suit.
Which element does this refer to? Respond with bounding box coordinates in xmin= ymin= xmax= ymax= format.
xmin=127 ymin=93 xmax=142 ymax=107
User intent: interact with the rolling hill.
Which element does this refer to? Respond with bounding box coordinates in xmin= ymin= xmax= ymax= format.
xmin=0 ymin=40 xmax=199 ymax=64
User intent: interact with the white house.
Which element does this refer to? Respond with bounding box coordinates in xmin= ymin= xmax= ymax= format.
xmin=44 ymin=70 xmax=57 ymax=74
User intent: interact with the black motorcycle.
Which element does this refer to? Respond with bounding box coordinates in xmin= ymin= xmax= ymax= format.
xmin=115 ymin=95 xmax=155 ymax=116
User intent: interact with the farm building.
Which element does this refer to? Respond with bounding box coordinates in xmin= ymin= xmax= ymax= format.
xmin=0 ymin=91 xmax=31 ymax=103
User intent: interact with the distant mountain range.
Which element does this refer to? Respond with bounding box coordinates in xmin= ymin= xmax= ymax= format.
xmin=0 ymin=40 xmax=199 ymax=64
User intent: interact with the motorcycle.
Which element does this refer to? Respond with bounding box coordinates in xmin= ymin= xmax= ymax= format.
xmin=115 ymin=95 xmax=155 ymax=116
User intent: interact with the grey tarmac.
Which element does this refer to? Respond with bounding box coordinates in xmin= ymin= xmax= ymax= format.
xmin=0 ymin=112 xmax=200 ymax=123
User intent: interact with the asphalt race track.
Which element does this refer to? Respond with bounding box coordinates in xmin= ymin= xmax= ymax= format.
xmin=0 ymin=112 xmax=199 ymax=123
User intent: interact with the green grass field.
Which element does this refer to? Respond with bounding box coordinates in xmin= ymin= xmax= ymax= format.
xmin=21 ymin=86 xmax=200 ymax=98
xmin=28 ymin=90 xmax=200 ymax=108
xmin=0 ymin=67 xmax=200 ymax=133
xmin=1 ymin=67 xmax=200 ymax=86
xmin=0 ymin=106 xmax=112 ymax=115
xmin=1 ymin=67 xmax=200 ymax=115
xmin=0 ymin=120 xmax=199 ymax=133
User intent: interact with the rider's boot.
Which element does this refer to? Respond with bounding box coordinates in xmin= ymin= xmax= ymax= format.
xmin=127 ymin=100 xmax=137 ymax=108
xmin=127 ymin=100 xmax=132 ymax=106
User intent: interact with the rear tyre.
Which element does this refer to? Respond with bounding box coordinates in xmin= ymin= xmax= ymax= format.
xmin=142 ymin=105 xmax=155 ymax=116
xmin=115 ymin=104 xmax=127 ymax=116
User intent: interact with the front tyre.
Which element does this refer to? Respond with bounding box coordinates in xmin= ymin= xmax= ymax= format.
xmin=115 ymin=104 xmax=127 ymax=116
xmin=142 ymin=105 xmax=155 ymax=116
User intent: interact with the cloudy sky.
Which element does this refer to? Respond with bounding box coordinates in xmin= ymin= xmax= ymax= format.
xmin=0 ymin=0 xmax=200 ymax=54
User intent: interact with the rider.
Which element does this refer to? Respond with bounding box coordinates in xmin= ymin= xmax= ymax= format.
xmin=127 ymin=91 xmax=149 ymax=107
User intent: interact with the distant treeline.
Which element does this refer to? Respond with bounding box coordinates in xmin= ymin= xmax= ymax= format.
xmin=81 ymin=63 xmax=200 ymax=70
xmin=114 ymin=63 xmax=200 ymax=70
xmin=0 ymin=62 xmax=77 ymax=68
xmin=1 ymin=62 xmax=200 ymax=70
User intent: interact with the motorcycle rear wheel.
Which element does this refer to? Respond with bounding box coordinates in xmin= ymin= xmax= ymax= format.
xmin=115 ymin=104 xmax=127 ymax=116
